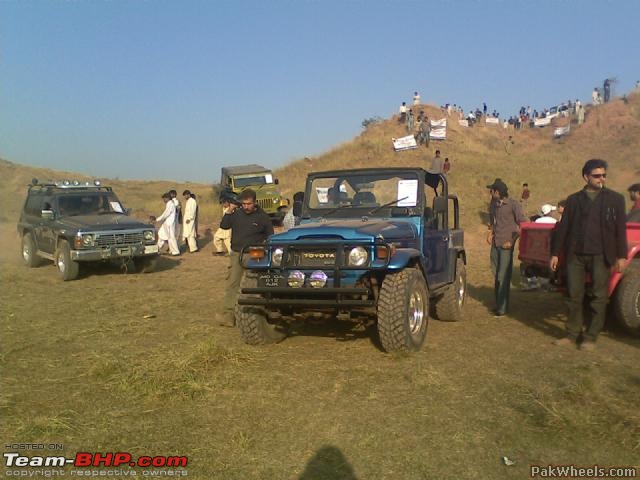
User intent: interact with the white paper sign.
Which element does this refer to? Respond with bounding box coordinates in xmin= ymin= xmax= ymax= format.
xmin=316 ymin=187 xmax=329 ymax=204
xmin=265 ymin=174 xmax=273 ymax=183
xmin=110 ymin=201 xmax=124 ymax=213
xmin=397 ymin=179 xmax=418 ymax=207
xmin=458 ymin=119 xmax=469 ymax=127
xmin=534 ymin=117 xmax=551 ymax=127
xmin=392 ymin=135 xmax=418 ymax=151
xmin=486 ymin=117 xmax=500 ymax=125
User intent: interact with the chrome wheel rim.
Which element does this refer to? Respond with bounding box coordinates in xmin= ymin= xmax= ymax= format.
xmin=22 ymin=242 xmax=31 ymax=262
xmin=408 ymin=289 xmax=425 ymax=335
xmin=457 ymin=272 xmax=466 ymax=308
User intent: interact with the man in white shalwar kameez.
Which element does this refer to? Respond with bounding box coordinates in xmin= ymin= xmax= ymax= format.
xmin=156 ymin=193 xmax=180 ymax=256
xmin=169 ymin=189 xmax=182 ymax=246
xmin=182 ymin=190 xmax=198 ymax=253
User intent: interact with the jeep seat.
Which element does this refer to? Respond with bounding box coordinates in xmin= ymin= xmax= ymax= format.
xmin=352 ymin=191 xmax=377 ymax=206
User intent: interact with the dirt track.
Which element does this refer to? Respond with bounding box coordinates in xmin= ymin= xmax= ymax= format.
xmin=1 ymin=223 xmax=639 ymax=479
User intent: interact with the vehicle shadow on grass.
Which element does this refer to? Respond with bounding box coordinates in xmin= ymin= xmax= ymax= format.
xmin=467 ymin=281 xmax=640 ymax=349
xmin=466 ymin=281 xmax=568 ymax=340
xmin=79 ymin=255 xmax=180 ymax=277
xmin=286 ymin=317 xmax=384 ymax=352
xmin=298 ymin=445 xmax=358 ymax=480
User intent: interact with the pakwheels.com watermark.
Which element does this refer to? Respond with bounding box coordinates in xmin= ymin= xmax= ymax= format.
xmin=530 ymin=464 xmax=638 ymax=478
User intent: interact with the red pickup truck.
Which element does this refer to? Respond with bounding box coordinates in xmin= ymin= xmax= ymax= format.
xmin=518 ymin=222 xmax=640 ymax=336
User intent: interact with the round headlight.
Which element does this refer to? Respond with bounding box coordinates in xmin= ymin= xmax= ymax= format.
xmin=348 ymin=247 xmax=368 ymax=266
xmin=143 ymin=230 xmax=155 ymax=241
xmin=272 ymin=247 xmax=284 ymax=266
xmin=82 ymin=234 xmax=94 ymax=246
xmin=288 ymin=270 xmax=305 ymax=288
xmin=309 ymin=270 xmax=328 ymax=288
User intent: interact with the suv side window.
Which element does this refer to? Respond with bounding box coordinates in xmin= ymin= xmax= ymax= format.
xmin=25 ymin=194 xmax=42 ymax=216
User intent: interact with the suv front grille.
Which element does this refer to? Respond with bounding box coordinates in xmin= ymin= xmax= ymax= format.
xmin=95 ymin=232 xmax=145 ymax=247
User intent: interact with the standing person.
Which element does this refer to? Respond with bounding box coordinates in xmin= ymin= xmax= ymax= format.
xmin=443 ymin=158 xmax=451 ymax=175
xmin=520 ymin=183 xmax=530 ymax=214
xmin=182 ymin=190 xmax=198 ymax=253
xmin=169 ymin=190 xmax=182 ymax=248
xmin=218 ymin=189 xmax=274 ymax=326
xmin=603 ymin=78 xmax=611 ymax=103
xmin=398 ymin=102 xmax=407 ymax=123
xmin=577 ymin=103 xmax=585 ymax=125
xmin=156 ymin=193 xmax=180 ymax=256
xmin=406 ymin=109 xmax=415 ymax=133
xmin=213 ymin=200 xmax=233 ymax=255
xmin=428 ymin=149 xmax=444 ymax=174
xmin=550 ymin=159 xmax=627 ymax=350
xmin=292 ymin=191 xmax=305 ymax=226
xmin=626 ymin=183 xmax=640 ymax=222
xmin=413 ymin=91 xmax=421 ymax=106
xmin=486 ymin=179 xmax=527 ymax=317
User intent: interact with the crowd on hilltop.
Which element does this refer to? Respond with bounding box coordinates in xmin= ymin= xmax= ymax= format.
xmin=397 ymin=77 xmax=623 ymax=132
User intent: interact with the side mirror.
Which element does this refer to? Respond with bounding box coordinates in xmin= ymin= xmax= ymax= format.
xmin=433 ymin=196 xmax=447 ymax=214
xmin=126 ymin=208 xmax=132 ymax=215
xmin=274 ymin=178 xmax=279 ymax=185
xmin=41 ymin=210 xmax=54 ymax=220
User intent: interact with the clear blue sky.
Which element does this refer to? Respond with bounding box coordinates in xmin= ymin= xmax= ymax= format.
xmin=1 ymin=0 xmax=638 ymax=183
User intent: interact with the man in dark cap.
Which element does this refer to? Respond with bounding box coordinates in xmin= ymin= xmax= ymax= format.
xmin=487 ymin=178 xmax=527 ymax=317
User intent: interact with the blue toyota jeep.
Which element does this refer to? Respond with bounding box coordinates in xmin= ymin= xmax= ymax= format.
xmin=236 ymin=168 xmax=466 ymax=352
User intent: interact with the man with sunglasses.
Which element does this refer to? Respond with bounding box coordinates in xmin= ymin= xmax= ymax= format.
xmin=550 ymin=159 xmax=627 ymax=351
xmin=218 ymin=189 xmax=274 ymax=327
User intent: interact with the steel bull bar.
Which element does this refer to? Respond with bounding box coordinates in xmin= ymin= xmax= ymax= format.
xmin=238 ymin=240 xmax=394 ymax=307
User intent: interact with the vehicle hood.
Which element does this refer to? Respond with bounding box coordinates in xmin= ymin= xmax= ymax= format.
xmin=57 ymin=214 xmax=153 ymax=231
xmin=272 ymin=219 xmax=418 ymax=243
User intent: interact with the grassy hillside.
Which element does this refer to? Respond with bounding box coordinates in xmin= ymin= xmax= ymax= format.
xmin=275 ymin=90 xmax=640 ymax=233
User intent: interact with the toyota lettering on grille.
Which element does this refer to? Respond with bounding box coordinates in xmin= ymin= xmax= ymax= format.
xmin=303 ymin=253 xmax=335 ymax=259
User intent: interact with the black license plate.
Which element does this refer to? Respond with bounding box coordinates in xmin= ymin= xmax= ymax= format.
xmin=258 ymin=272 xmax=286 ymax=288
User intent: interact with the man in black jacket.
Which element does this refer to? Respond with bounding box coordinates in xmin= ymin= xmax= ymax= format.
xmin=218 ymin=189 xmax=274 ymax=326
xmin=550 ymin=159 xmax=627 ymax=350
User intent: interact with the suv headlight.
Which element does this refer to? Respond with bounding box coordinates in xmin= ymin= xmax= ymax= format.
xmin=81 ymin=234 xmax=95 ymax=247
xmin=143 ymin=230 xmax=155 ymax=242
xmin=272 ymin=247 xmax=284 ymax=266
xmin=348 ymin=246 xmax=368 ymax=266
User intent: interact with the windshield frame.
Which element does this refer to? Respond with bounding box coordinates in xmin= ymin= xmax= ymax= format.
xmin=303 ymin=170 xmax=425 ymax=219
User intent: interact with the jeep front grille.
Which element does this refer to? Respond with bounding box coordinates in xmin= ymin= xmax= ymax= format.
xmin=257 ymin=199 xmax=273 ymax=211
xmin=289 ymin=249 xmax=337 ymax=267
xmin=95 ymin=232 xmax=145 ymax=247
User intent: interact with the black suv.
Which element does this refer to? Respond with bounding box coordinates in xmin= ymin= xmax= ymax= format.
xmin=17 ymin=179 xmax=159 ymax=280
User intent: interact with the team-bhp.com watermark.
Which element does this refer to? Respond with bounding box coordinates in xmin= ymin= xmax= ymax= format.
xmin=4 ymin=451 xmax=189 ymax=477
xmin=530 ymin=465 xmax=637 ymax=478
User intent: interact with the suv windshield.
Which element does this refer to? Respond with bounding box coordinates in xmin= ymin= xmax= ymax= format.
xmin=234 ymin=175 xmax=273 ymax=188
xmin=307 ymin=173 xmax=421 ymax=217
xmin=57 ymin=192 xmax=125 ymax=217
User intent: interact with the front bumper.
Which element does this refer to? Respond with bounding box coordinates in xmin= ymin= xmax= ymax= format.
xmin=70 ymin=244 xmax=159 ymax=261
xmin=238 ymin=286 xmax=374 ymax=307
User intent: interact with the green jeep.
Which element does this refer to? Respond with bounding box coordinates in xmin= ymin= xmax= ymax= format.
xmin=220 ymin=165 xmax=287 ymax=220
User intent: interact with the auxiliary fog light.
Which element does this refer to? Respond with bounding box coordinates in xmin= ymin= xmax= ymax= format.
xmin=309 ymin=270 xmax=328 ymax=288
xmin=288 ymin=270 xmax=305 ymax=288
xmin=348 ymin=246 xmax=368 ymax=266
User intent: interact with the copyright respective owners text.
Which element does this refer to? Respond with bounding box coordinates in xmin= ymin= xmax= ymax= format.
xmin=4 ymin=443 xmax=189 ymax=478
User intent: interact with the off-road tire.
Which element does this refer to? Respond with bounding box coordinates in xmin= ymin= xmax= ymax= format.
xmin=613 ymin=260 xmax=640 ymax=337
xmin=21 ymin=232 xmax=42 ymax=267
xmin=235 ymin=272 xmax=287 ymax=344
xmin=377 ymin=268 xmax=429 ymax=352
xmin=132 ymin=256 xmax=157 ymax=273
xmin=55 ymin=240 xmax=80 ymax=281
xmin=434 ymin=257 xmax=466 ymax=321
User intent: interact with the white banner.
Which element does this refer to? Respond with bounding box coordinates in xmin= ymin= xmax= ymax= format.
xmin=458 ymin=119 xmax=469 ymax=127
xmin=430 ymin=127 xmax=446 ymax=140
xmin=485 ymin=117 xmax=500 ymax=125
xmin=534 ymin=117 xmax=551 ymax=127
xmin=392 ymin=135 xmax=418 ymax=151
xmin=431 ymin=118 xmax=447 ymax=127
xmin=554 ymin=125 xmax=570 ymax=137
